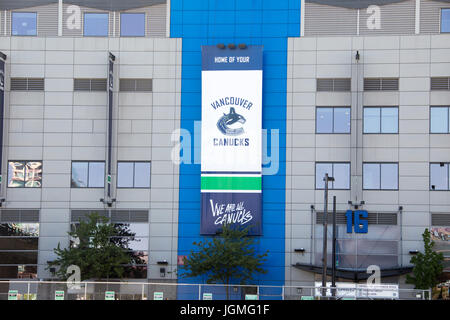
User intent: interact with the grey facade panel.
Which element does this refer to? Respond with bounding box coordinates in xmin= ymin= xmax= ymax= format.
xmin=421 ymin=0 xmax=449 ymax=34
xmin=359 ymin=0 xmax=416 ymax=35
xmin=306 ymin=0 xmax=413 ymax=9
xmin=304 ymin=2 xmax=358 ymax=36
xmin=14 ymin=3 xmax=59 ymax=37
xmin=0 ymin=0 xmax=166 ymax=11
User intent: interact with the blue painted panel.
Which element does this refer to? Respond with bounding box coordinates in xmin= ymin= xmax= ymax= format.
xmin=171 ymin=0 xmax=301 ymax=300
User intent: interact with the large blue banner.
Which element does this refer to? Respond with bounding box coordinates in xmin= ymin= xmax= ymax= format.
xmin=201 ymin=45 xmax=263 ymax=236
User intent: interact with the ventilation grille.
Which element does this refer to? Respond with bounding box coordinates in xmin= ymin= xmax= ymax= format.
xmin=71 ymin=210 xmax=148 ymax=223
xmin=74 ymin=79 xmax=107 ymax=91
xmin=119 ymin=79 xmax=152 ymax=92
xmin=10 ymin=78 xmax=44 ymax=91
xmin=316 ymin=212 xmax=397 ymax=225
xmin=364 ymin=78 xmax=399 ymax=91
xmin=317 ymin=78 xmax=351 ymax=92
xmin=432 ymin=213 xmax=450 ymax=226
xmin=0 ymin=209 xmax=39 ymax=222
xmin=430 ymin=77 xmax=450 ymax=91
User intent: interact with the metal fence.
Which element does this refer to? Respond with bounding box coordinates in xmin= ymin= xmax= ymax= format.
xmin=0 ymin=280 xmax=432 ymax=300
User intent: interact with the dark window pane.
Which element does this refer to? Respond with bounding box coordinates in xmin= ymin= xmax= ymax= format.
xmin=380 ymin=163 xmax=398 ymax=190
xmin=0 ymin=265 xmax=37 ymax=279
xmin=8 ymin=161 xmax=25 ymax=188
xmin=120 ymin=13 xmax=145 ymax=37
xmin=333 ymin=163 xmax=350 ymax=189
xmin=25 ymin=161 xmax=42 ymax=188
xmin=134 ymin=162 xmax=151 ymax=188
xmin=122 ymin=266 xmax=147 ymax=279
xmin=117 ymin=162 xmax=134 ymax=188
xmin=0 ymin=224 xmax=39 ymax=237
xmin=333 ymin=108 xmax=351 ymax=133
xmin=442 ymin=9 xmax=450 ymax=33
xmin=12 ymin=12 xmax=37 ymax=36
xmin=0 ymin=238 xmax=39 ymax=250
xmin=0 ymin=252 xmax=38 ymax=264
xmin=430 ymin=163 xmax=449 ymax=190
xmin=84 ymin=13 xmax=108 ymax=36
xmin=381 ymin=107 xmax=398 ymax=133
xmin=430 ymin=107 xmax=449 ymax=133
xmin=316 ymin=108 xmax=333 ymax=133
xmin=364 ymin=108 xmax=380 ymax=133
xmin=315 ymin=163 xmax=332 ymax=189
xmin=71 ymin=162 xmax=88 ymax=188
xmin=88 ymin=162 xmax=105 ymax=188
xmin=363 ymin=163 xmax=380 ymax=189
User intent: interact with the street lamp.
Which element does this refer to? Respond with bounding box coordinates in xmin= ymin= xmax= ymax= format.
xmin=322 ymin=173 xmax=334 ymax=298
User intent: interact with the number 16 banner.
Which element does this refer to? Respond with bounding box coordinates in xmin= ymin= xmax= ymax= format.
xmin=200 ymin=45 xmax=263 ymax=235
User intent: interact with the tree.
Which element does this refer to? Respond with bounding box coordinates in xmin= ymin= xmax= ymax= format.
xmin=180 ymin=224 xmax=268 ymax=299
xmin=406 ymin=228 xmax=444 ymax=296
xmin=47 ymin=212 xmax=146 ymax=281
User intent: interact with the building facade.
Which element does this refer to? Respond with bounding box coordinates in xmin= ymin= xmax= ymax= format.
xmin=0 ymin=0 xmax=449 ymax=299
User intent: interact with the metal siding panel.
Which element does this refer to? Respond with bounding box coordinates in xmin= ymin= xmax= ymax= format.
xmin=421 ymin=0 xmax=448 ymax=34
xmin=63 ymin=4 xmax=108 ymax=37
xmin=305 ymin=2 xmax=358 ymax=36
xmin=360 ymin=0 xmax=416 ymax=35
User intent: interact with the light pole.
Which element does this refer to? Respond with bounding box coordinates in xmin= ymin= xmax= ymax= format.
xmin=322 ymin=173 xmax=334 ymax=298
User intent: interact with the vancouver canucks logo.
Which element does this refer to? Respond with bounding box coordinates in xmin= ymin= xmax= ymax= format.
xmin=217 ymin=107 xmax=246 ymax=136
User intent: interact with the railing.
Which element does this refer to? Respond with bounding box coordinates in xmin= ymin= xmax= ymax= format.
xmin=0 ymin=280 xmax=432 ymax=301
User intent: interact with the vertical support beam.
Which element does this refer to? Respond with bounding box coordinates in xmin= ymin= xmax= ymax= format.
xmin=166 ymin=0 xmax=171 ymax=38
xmin=0 ymin=52 xmax=6 ymax=202
xmin=58 ymin=0 xmax=63 ymax=36
xmin=357 ymin=9 xmax=360 ymax=35
xmin=415 ymin=0 xmax=421 ymax=34
xmin=321 ymin=173 xmax=329 ymax=298
xmin=331 ymin=196 xmax=337 ymax=298
xmin=107 ymin=53 xmax=115 ymax=203
xmin=300 ymin=0 xmax=305 ymax=37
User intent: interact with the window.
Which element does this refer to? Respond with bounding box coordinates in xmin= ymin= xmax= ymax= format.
xmin=84 ymin=13 xmax=109 ymax=36
xmin=11 ymin=12 xmax=37 ymax=36
xmin=441 ymin=9 xmax=450 ymax=33
xmin=71 ymin=161 xmax=105 ymax=188
xmin=10 ymin=78 xmax=44 ymax=91
xmin=364 ymin=78 xmax=399 ymax=91
xmin=120 ymin=13 xmax=145 ymax=37
xmin=363 ymin=163 xmax=398 ymax=190
xmin=315 ymin=162 xmax=350 ymax=190
xmin=316 ymin=107 xmax=350 ymax=133
xmin=119 ymin=79 xmax=153 ymax=92
xmin=0 ymin=223 xmax=39 ymax=279
xmin=8 ymin=161 xmax=42 ymax=188
xmin=74 ymin=79 xmax=107 ymax=91
xmin=316 ymin=78 xmax=351 ymax=92
xmin=117 ymin=162 xmax=151 ymax=188
xmin=363 ymin=107 xmax=398 ymax=133
xmin=430 ymin=163 xmax=450 ymax=190
xmin=430 ymin=107 xmax=450 ymax=133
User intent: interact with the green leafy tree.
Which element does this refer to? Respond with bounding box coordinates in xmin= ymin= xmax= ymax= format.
xmin=406 ymin=228 xmax=444 ymax=295
xmin=47 ymin=212 xmax=145 ymax=281
xmin=181 ymin=224 xmax=268 ymax=299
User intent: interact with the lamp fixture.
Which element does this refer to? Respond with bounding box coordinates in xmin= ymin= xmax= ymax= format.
xmin=294 ymin=248 xmax=305 ymax=253
xmin=216 ymin=43 xmax=225 ymax=49
xmin=238 ymin=43 xmax=247 ymax=49
xmin=157 ymin=260 xmax=168 ymax=265
xmin=227 ymin=43 xmax=236 ymax=49
xmin=409 ymin=250 xmax=419 ymax=255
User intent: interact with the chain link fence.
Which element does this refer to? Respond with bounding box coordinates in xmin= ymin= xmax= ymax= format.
xmin=0 ymin=280 xmax=431 ymax=300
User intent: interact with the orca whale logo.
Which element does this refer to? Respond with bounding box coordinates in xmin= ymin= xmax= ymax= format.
xmin=216 ymin=107 xmax=246 ymax=136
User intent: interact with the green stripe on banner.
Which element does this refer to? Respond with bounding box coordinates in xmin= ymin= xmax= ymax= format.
xmin=201 ymin=176 xmax=261 ymax=191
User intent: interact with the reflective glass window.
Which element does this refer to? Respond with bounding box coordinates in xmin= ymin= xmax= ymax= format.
xmin=430 ymin=107 xmax=449 ymax=133
xmin=12 ymin=12 xmax=37 ymax=36
xmin=84 ymin=13 xmax=109 ymax=36
xmin=120 ymin=13 xmax=145 ymax=37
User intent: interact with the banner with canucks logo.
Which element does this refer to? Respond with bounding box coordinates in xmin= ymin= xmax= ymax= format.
xmin=201 ymin=45 xmax=263 ymax=235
